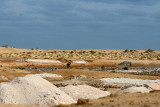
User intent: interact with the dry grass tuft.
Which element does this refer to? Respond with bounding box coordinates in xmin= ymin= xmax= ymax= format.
xmin=77 ymin=99 xmax=89 ymax=105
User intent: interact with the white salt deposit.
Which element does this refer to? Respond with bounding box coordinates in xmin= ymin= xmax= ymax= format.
xmin=145 ymin=83 xmax=160 ymax=91
xmin=26 ymin=59 xmax=61 ymax=63
xmin=0 ymin=75 xmax=76 ymax=107
xmin=122 ymin=87 xmax=151 ymax=93
xmin=100 ymin=78 xmax=160 ymax=86
xmin=60 ymin=85 xmax=111 ymax=101
xmin=73 ymin=61 xmax=87 ymax=64
xmin=114 ymin=70 xmax=144 ymax=73
xmin=27 ymin=73 xmax=62 ymax=78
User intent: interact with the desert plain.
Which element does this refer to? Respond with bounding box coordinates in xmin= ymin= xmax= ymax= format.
xmin=0 ymin=46 xmax=160 ymax=107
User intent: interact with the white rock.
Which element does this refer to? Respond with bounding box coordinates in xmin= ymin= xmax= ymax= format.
xmin=60 ymin=85 xmax=111 ymax=101
xmin=100 ymin=78 xmax=160 ymax=85
xmin=26 ymin=59 xmax=61 ymax=63
xmin=122 ymin=87 xmax=151 ymax=93
xmin=0 ymin=75 xmax=76 ymax=107
xmin=114 ymin=70 xmax=143 ymax=73
xmin=27 ymin=73 xmax=62 ymax=78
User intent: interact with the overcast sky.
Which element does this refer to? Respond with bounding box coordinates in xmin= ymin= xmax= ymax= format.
xmin=0 ymin=0 xmax=160 ymax=50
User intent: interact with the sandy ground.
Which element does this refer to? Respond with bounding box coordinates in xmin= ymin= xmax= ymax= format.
xmin=49 ymin=69 xmax=160 ymax=80
xmin=0 ymin=47 xmax=160 ymax=61
xmin=62 ymin=91 xmax=160 ymax=107
xmin=0 ymin=68 xmax=160 ymax=107
xmin=0 ymin=47 xmax=160 ymax=107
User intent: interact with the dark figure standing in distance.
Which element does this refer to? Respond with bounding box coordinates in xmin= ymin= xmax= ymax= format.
xmin=66 ymin=62 xmax=71 ymax=68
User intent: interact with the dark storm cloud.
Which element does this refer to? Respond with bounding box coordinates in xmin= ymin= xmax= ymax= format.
xmin=0 ymin=0 xmax=160 ymax=49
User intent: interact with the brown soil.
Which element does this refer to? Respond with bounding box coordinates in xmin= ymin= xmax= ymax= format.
xmin=61 ymin=91 xmax=160 ymax=107
xmin=0 ymin=67 xmax=32 ymax=80
xmin=50 ymin=69 xmax=160 ymax=80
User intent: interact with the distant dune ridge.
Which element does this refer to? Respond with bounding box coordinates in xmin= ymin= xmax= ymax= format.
xmin=0 ymin=47 xmax=160 ymax=60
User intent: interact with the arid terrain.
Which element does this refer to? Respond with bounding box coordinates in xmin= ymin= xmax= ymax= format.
xmin=0 ymin=46 xmax=160 ymax=107
xmin=0 ymin=46 xmax=160 ymax=60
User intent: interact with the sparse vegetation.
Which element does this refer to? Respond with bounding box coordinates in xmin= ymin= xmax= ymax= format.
xmin=0 ymin=47 xmax=160 ymax=60
xmin=2 ymin=45 xmax=9 ymax=48
xmin=145 ymin=49 xmax=154 ymax=53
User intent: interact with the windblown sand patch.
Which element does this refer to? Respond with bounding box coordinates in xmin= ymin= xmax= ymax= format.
xmin=59 ymin=85 xmax=111 ymax=101
xmin=0 ymin=75 xmax=76 ymax=107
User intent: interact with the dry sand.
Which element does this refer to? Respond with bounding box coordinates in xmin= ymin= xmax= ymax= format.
xmin=64 ymin=91 xmax=160 ymax=107
xmin=0 ymin=47 xmax=160 ymax=107
xmin=0 ymin=68 xmax=159 ymax=107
